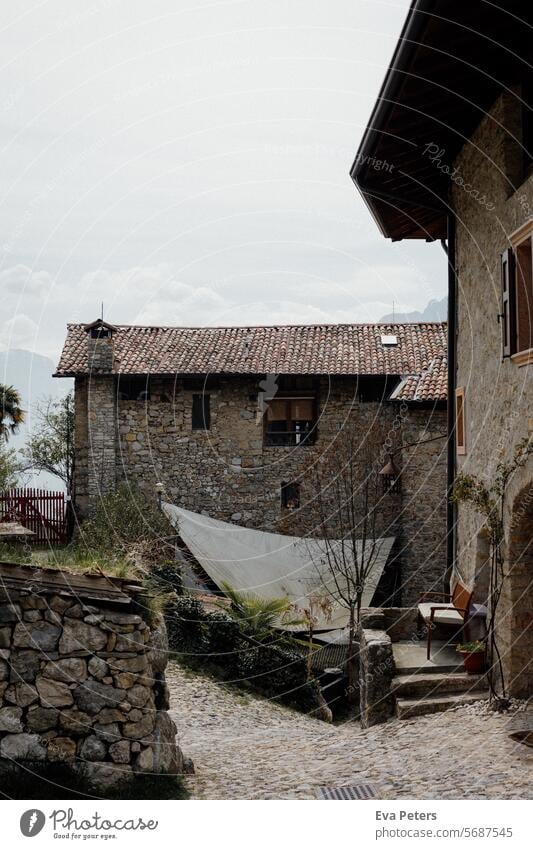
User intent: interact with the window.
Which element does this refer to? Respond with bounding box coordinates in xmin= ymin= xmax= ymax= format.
xmin=192 ymin=394 xmax=210 ymax=430
xmin=116 ymin=376 xmax=150 ymax=401
xmin=357 ymin=375 xmax=398 ymax=402
xmin=455 ymin=387 xmax=466 ymax=455
xmin=501 ymin=222 xmax=533 ymax=361
xmin=281 ymin=482 xmax=300 ymax=509
xmin=264 ymin=396 xmax=316 ymax=446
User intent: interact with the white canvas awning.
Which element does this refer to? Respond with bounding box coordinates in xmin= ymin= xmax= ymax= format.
xmin=163 ymin=504 xmax=394 ymax=632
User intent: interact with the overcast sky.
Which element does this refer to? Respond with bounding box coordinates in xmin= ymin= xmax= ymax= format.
xmin=0 ymin=0 xmax=445 ymax=363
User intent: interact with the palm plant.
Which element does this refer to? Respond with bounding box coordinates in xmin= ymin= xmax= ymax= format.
xmin=0 ymin=385 xmax=24 ymax=440
xmin=219 ymin=582 xmax=303 ymax=642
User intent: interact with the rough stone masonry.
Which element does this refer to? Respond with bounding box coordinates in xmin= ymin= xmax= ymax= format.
xmin=57 ymin=321 xmax=449 ymax=607
xmin=0 ymin=579 xmax=182 ymax=793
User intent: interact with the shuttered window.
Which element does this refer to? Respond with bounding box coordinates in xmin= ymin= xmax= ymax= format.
xmin=264 ymin=396 xmax=316 ymax=446
xmin=501 ymin=248 xmax=516 ymax=358
xmin=504 ymin=222 xmax=533 ymax=361
xmin=455 ymin=387 xmax=466 ymax=455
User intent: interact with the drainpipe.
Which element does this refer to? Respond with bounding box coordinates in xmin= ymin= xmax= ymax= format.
xmin=441 ymin=215 xmax=457 ymax=584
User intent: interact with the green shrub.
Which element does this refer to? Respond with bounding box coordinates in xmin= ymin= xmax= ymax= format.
xmin=79 ymin=484 xmax=175 ymax=565
xmin=204 ymin=611 xmax=241 ymax=668
xmin=238 ymin=642 xmax=322 ymax=712
xmin=165 ymin=594 xmax=323 ymax=714
xmin=166 ymin=595 xmax=210 ymax=656
xmin=149 ymin=560 xmax=184 ymax=595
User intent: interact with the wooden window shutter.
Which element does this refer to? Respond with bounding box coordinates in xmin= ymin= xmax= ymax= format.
xmin=501 ymin=247 xmax=516 ymax=358
xmin=291 ymin=398 xmax=314 ymax=420
xmin=455 ymin=387 xmax=466 ymax=455
xmin=266 ymin=399 xmax=287 ymax=421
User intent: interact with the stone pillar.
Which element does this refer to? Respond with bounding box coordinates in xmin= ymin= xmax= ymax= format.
xmin=358 ymin=626 xmax=395 ymax=727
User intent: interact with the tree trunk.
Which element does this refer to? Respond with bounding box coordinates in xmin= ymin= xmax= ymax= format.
xmin=346 ymin=605 xmax=358 ymax=715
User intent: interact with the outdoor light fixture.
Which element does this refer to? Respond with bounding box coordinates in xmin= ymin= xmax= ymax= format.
xmin=155 ymin=481 xmax=164 ymax=510
xmin=378 ymin=456 xmax=401 ymax=495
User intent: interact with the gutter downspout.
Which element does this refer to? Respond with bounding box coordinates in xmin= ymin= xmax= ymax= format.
xmin=442 ymin=216 xmax=457 ymax=583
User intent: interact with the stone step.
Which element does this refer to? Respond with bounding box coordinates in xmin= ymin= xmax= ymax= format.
xmin=396 ymin=690 xmax=490 ymax=720
xmin=392 ymin=671 xmax=487 ymax=698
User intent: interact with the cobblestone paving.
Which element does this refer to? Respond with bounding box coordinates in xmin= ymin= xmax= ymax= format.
xmin=167 ymin=662 xmax=533 ymax=800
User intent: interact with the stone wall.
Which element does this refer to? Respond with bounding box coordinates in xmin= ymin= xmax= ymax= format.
xmin=452 ymin=89 xmax=533 ymax=695
xmin=0 ymin=585 xmax=182 ymax=793
xmin=74 ymin=373 xmax=447 ymax=606
xmin=358 ymin=623 xmax=395 ymax=728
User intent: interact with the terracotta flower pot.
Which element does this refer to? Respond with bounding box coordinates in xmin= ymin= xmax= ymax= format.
xmin=459 ymin=650 xmax=486 ymax=675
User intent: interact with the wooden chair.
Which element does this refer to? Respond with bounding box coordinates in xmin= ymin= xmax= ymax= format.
xmin=417 ymin=579 xmax=474 ymax=660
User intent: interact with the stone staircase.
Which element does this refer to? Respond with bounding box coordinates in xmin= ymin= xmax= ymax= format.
xmin=391 ymin=640 xmax=489 ymax=719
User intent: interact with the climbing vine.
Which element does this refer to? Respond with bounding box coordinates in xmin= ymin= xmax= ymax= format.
xmin=451 ymin=436 xmax=533 ymax=705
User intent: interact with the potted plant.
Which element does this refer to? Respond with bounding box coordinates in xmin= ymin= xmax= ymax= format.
xmin=456 ymin=640 xmax=486 ymax=674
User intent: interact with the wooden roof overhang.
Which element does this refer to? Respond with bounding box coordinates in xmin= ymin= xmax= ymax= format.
xmin=352 ymin=1 xmax=533 ymax=240
xmin=0 ymin=561 xmax=144 ymax=606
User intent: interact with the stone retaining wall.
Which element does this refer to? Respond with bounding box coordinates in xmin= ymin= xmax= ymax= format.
xmin=0 ymin=586 xmax=182 ymax=793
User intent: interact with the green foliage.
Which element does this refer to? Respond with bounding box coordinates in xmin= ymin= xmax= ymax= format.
xmin=218 ymin=582 xmax=304 ymax=641
xmin=204 ymin=610 xmax=241 ymax=657
xmin=79 ymin=484 xmax=175 ymax=567
xmin=23 ymin=392 xmax=74 ymax=486
xmin=166 ymin=592 xmax=323 ymax=714
xmin=0 ymin=384 xmax=24 ymax=441
xmin=39 ymin=543 xmax=136 ymax=578
xmin=0 ymin=541 xmax=29 ymax=563
xmin=166 ymin=595 xmax=210 ymax=656
xmin=237 ymin=642 xmax=323 ymax=712
xmin=451 ymin=436 xmax=533 ymax=703
xmin=148 ymin=560 xmax=184 ymax=595
xmin=0 ymin=442 xmax=22 ymax=490
xmin=451 ymin=436 xmax=533 ymax=548
xmin=456 ymin=640 xmax=485 ymax=654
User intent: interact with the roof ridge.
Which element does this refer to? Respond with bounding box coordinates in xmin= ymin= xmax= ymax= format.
xmin=65 ymin=320 xmax=448 ymax=331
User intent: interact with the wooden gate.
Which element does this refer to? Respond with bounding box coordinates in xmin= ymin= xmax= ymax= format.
xmin=0 ymin=488 xmax=66 ymax=544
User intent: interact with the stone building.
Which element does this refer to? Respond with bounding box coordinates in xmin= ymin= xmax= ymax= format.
xmin=55 ymin=319 xmax=447 ymax=605
xmin=353 ymin=1 xmax=533 ymax=695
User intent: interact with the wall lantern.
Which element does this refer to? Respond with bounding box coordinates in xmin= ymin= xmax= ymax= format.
xmin=155 ymin=481 xmax=164 ymax=510
xmin=378 ymin=455 xmax=401 ymax=495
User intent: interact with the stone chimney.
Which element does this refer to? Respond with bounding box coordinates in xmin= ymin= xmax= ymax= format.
xmin=84 ymin=318 xmax=117 ymax=373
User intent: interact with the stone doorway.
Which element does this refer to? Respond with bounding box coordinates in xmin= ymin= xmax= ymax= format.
xmin=504 ymin=485 xmax=533 ymax=697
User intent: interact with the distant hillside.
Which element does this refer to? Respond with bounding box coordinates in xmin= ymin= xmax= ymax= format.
xmin=0 ymin=349 xmax=72 ymax=490
xmin=379 ymin=297 xmax=447 ymax=323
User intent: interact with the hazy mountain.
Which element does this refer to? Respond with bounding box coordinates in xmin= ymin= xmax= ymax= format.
xmin=379 ymin=296 xmax=447 ymax=323
xmin=0 ymin=349 xmax=72 ymax=490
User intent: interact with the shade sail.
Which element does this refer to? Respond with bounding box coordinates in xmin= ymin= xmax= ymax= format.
xmin=163 ymin=504 xmax=394 ymax=632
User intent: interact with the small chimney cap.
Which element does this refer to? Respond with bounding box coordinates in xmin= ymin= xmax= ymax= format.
xmin=83 ymin=318 xmax=118 ymax=334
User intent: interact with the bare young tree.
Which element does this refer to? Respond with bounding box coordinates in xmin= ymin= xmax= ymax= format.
xmin=291 ymin=418 xmax=399 ymax=708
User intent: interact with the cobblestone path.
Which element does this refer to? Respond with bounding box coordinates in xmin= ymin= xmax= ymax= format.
xmin=167 ymin=661 xmax=533 ymax=800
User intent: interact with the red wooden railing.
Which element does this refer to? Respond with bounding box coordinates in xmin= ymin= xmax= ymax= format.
xmin=0 ymin=488 xmax=66 ymax=544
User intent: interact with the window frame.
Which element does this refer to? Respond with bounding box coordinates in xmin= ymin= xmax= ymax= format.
xmin=455 ymin=387 xmax=466 ymax=456
xmin=263 ymin=394 xmax=317 ymax=447
xmin=281 ymin=481 xmax=301 ymax=510
xmin=191 ymin=393 xmax=211 ymax=431
xmin=505 ymin=220 xmax=533 ymax=365
xmin=115 ymin=376 xmax=150 ymax=402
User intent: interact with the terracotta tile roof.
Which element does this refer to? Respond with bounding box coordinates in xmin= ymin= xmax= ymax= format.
xmin=389 ymin=353 xmax=448 ymax=403
xmin=55 ymin=321 xmax=447 ymax=400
